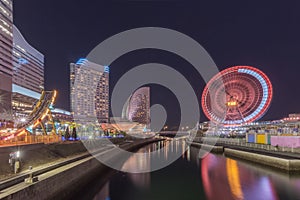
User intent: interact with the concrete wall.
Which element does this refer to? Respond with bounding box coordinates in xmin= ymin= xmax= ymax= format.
xmin=2 ymin=156 xmax=106 ymax=200
xmin=224 ymin=148 xmax=300 ymax=171
xmin=190 ymin=142 xmax=224 ymax=153
xmin=1 ymin=138 xmax=162 ymax=199
xmin=194 ymin=137 xmax=300 ymax=153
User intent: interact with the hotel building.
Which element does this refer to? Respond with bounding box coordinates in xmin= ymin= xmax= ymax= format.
xmin=123 ymin=87 xmax=150 ymax=126
xmin=70 ymin=59 xmax=109 ymax=124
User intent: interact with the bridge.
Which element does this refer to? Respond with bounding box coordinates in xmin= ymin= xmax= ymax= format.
xmin=159 ymin=131 xmax=191 ymax=138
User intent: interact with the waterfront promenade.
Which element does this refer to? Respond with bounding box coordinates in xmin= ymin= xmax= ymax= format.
xmin=2 ymin=135 xmax=300 ymax=199
xmin=192 ymin=137 xmax=300 ymax=171
xmin=0 ymin=137 xmax=163 ymax=200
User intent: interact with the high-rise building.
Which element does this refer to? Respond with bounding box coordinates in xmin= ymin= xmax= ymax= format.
xmin=70 ymin=59 xmax=109 ymax=124
xmin=0 ymin=0 xmax=44 ymax=125
xmin=12 ymin=25 xmax=44 ymax=119
xmin=123 ymin=87 xmax=150 ymax=126
xmin=13 ymin=25 xmax=44 ymax=92
xmin=0 ymin=0 xmax=13 ymax=121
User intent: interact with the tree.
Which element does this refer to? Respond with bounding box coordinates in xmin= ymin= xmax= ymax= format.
xmin=65 ymin=127 xmax=70 ymax=141
xmin=71 ymin=127 xmax=77 ymax=140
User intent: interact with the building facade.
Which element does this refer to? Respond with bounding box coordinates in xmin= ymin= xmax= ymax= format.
xmin=0 ymin=0 xmax=13 ymax=121
xmin=51 ymin=108 xmax=73 ymax=123
xmin=11 ymin=25 xmax=44 ymax=119
xmin=12 ymin=25 xmax=44 ymax=93
xmin=70 ymin=59 xmax=109 ymax=124
xmin=0 ymin=0 xmax=45 ymax=127
xmin=123 ymin=87 xmax=150 ymax=126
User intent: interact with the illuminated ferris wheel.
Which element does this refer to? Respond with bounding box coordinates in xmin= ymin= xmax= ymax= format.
xmin=201 ymin=66 xmax=273 ymax=125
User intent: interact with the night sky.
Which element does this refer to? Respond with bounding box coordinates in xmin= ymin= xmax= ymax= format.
xmin=13 ymin=0 xmax=300 ymax=127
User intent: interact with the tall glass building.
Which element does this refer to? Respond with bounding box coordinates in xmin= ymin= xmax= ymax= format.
xmin=123 ymin=87 xmax=150 ymax=126
xmin=12 ymin=25 xmax=44 ymax=119
xmin=70 ymin=59 xmax=109 ymax=125
xmin=0 ymin=0 xmax=13 ymax=121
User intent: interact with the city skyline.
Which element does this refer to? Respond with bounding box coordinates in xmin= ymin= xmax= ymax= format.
xmin=1 ymin=2 xmax=300 ymax=200
xmin=12 ymin=1 xmax=300 ymax=125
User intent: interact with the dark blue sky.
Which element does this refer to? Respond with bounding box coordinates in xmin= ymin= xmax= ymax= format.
xmin=13 ymin=0 xmax=300 ymax=126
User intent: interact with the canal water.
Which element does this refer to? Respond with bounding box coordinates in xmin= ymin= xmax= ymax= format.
xmin=73 ymin=140 xmax=300 ymax=200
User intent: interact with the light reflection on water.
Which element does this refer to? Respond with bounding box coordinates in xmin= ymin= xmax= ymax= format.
xmin=85 ymin=140 xmax=300 ymax=200
xmin=201 ymin=150 xmax=300 ymax=200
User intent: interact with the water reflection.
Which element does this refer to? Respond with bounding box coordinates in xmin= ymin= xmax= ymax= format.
xmin=202 ymin=153 xmax=234 ymax=200
xmin=93 ymin=182 xmax=110 ymax=200
xmin=86 ymin=140 xmax=300 ymax=200
xmin=121 ymin=140 xmax=189 ymax=173
xmin=201 ymin=153 xmax=300 ymax=200
xmin=226 ymin=159 xmax=244 ymax=200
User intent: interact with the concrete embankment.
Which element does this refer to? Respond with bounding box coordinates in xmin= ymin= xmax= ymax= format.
xmin=0 ymin=138 xmax=163 ymax=200
xmin=190 ymin=142 xmax=224 ymax=153
xmin=0 ymin=138 xmax=126 ymax=180
xmin=0 ymin=142 xmax=90 ymax=180
xmin=224 ymin=148 xmax=300 ymax=171
xmin=190 ymin=140 xmax=300 ymax=171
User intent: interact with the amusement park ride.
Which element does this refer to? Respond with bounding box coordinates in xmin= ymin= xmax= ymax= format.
xmin=1 ymin=66 xmax=274 ymax=142
xmin=2 ymin=90 xmax=58 ymax=141
xmin=202 ymin=66 xmax=273 ymax=126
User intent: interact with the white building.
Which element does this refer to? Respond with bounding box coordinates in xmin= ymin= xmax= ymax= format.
xmin=70 ymin=59 xmax=109 ymax=125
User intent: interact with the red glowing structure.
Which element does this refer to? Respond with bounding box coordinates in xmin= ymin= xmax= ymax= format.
xmin=202 ymin=66 xmax=273 ymax=125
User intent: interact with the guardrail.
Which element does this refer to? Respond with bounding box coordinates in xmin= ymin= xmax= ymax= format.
xmin=0 ymin=137 xmax=164 ymax=195
xmin=193 ymin=137 xmax=300 ymax=153
xmin=0 ymin=135 xmax=62 ymax=146
xmin=0 ymin=145 xmax=112 ymax=191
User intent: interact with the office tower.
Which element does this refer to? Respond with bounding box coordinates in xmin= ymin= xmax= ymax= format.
xmin=12 ymin=25 xmax=44 ymax=119
xmin=0 ymin=0 xmax=13 ymax=121
xmin=70 ymin=59 xmax=109 ymax=124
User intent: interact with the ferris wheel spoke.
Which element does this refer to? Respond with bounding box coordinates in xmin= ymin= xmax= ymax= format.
xmin=202 ymin=66 xmax=273 ymax=126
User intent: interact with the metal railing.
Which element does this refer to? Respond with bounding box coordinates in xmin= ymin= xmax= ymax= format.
xmin=193 ymin=137 xmax=300 ymax=154
xmin=0 ymin=135 xmax=62 ymax=146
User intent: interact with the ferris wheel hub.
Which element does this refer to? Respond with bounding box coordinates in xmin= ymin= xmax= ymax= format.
xmin=202 ymin=66 xmax=273 ymax=126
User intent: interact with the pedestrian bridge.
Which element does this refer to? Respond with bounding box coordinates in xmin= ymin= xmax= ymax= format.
xmin=159 ymin=131 xmax=191 ymax=137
